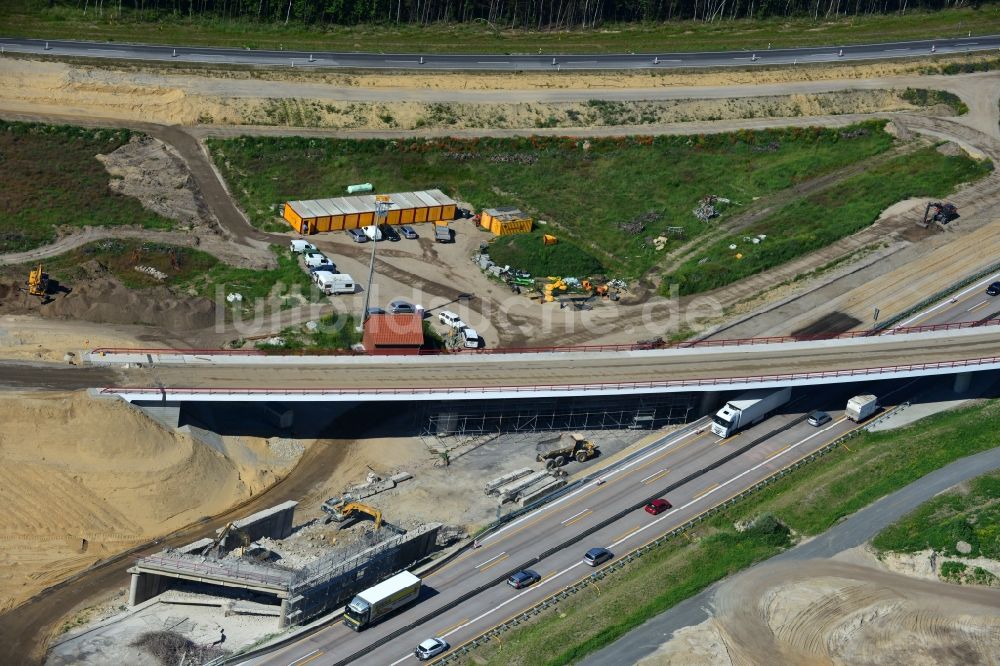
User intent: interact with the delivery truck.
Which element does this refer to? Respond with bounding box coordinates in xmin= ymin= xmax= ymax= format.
xmin=343 ymin=571 xmax=421 ymax=631
xmin=711 ymin=387 xmax=792 ymax=438
xmin=846 ymin=395 xmax=878 ymax=422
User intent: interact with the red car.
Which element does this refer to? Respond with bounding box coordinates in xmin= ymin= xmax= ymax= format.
xmin=644 ymin=499 xmax=672 ymax=515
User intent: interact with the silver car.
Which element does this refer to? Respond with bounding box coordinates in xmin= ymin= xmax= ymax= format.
xmin=414 ymin=637 xmax=448 ymax=660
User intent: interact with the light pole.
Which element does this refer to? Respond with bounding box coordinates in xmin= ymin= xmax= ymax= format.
xmin=361 ymin=194 xmax=392 ymax=327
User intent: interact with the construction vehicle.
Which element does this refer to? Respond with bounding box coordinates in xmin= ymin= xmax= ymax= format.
xmin=536 ymin=433 xmax=599 ymax=469
xmin=205 ymin=522 xmax=250 ymax=557
xmin=321 ymin=498 xmax=405 ymax=534
xmin=26 ymin=264 xmax=49 ymax=299
xmin=921 ymin=201 xmax=959 ymax=226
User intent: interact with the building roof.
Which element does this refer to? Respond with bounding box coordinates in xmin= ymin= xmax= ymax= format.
xmin=363 ymin=314 xmax=425 ymax=347
xmin=287 ymin=189 xmax=456 ymax=219
xmin=484 ymin=206 xmax=528 ymax=221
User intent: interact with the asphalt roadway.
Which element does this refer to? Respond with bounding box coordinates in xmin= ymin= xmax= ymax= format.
xmin=0 ymin=361 xmax=117 ymax=390
xmin=579 ymin=441 xmax=1000 ymax=666
xmin=97 ymin=326 xmax=1000 ymax=397
xmin=252 ymin=383 xmax=907 ymax=666
xmin=891 ymin=269 xmax=1000 ymax=329
xmin=1 ymin=35 xmax=999 ymax=71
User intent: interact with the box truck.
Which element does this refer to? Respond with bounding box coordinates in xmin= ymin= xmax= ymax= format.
xmin=846 ymin=395 xmax=878 ymax=422
xmin=343 ymin=571 xmax=421 ymax=631
xmin=314 ymin=272 xmax=356 ymax=295
xmin=711 ymin=387 xmax=792 ymax=438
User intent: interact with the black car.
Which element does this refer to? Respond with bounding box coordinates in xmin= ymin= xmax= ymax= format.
xmin=309 ymin=263 xmax=337 ymax=274
xmin=380 ymin=224 xmax=400 ymax=242
xmin=987 ymin=281 xmax=1000 ymax=296
xmin=506 ymin=570 xmax=541 ymax=589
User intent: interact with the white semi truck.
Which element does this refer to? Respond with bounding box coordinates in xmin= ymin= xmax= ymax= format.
xmin=846 ymin=394 xmax=879 ymax=422
xmin=711 ymin=387 xmax=792 ymax=438
xmin=343 ymin=571 xmax=421 ymax=631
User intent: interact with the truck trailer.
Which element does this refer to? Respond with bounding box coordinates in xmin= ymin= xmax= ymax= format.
xmin=846 ymin=395 xmax=878 ymax=422
xmin=711 ymin=387 xmax=792 ymax=438
xmin=343 ymin=571 xmax=421 ymax=631
xmin=314 ymin=271 xmax=356 ymax=295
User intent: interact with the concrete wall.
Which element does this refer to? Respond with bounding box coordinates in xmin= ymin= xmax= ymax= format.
xmin=220 ymin=501 xmax=297 ymax=552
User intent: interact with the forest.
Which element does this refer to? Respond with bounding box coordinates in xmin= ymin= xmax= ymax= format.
xmin=69 ymin=0 xmax=990 ymax=29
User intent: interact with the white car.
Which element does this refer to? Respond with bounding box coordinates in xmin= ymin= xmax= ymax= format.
xmin=363 ymin=225 xmax=383 ymax=241
xmin=414 ymin=637 xmax=449 ymax=661
xmin=304 ymin=252 xmax=332 ymax=268
xmin=438 ymin=310 xmax=465 ymax=329
xmin=289 ymin=240 xmax=317 ymax=254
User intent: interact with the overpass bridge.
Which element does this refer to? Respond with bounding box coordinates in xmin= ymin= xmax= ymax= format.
xmin=89 ymin=321 xmax=1000 ymax=403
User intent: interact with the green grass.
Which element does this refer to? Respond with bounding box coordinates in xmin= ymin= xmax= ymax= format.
xmin=461 ymin=397 xmax=1000 ymax=666
xmin=209 ymin=122 xmax=895 ymax=278
xmin=0 ymin=120 xmax=174 ymax=252
xmin=901 ymin=88 xmax=969 ymax=115
xmin=256 ymin=312 xmax=361 ymax=351
xmin=487 ymin=230 xmax=603 ymax=279
xmin=664 ymin=145 xmax=992 ymax=296
xmin=3 ymin=3 xmax=1000 ymax=55
xmin=872 ymin=469 xmax=1000 ymax=560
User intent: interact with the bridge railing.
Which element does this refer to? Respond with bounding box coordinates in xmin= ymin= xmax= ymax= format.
xmin=89 ymin=317 xmax=1000 ymax=358
xmin=101 ymin=354 xmax=1000 ymax=398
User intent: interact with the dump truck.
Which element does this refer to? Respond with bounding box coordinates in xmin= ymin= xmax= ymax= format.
xmin=536 ymin=433 xmax=599 ymax=469
xmin=343 ymin=571 xmax=422 ymax=631
xmin=711 ymin=387 xmax=792 ymax=438
xmin=846 ymin=395 xmax=878 ymax=422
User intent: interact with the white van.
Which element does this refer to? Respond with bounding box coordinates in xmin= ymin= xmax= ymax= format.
xmin=363 ymin=225 xmax=383 ymax=241
xmin=290 ymin=240 xmax=317 ymax=254
xmin=460 ymin=327 xmax=481 ymax=349
xmin=314 ymin=272 xmax=356 ymax=295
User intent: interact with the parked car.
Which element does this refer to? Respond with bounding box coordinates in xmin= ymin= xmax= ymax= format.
xmin=379 ymin=224 xmax=400 ymax=242
xmin=460 ymin=326 xmax=481 ymax=349
xmin=583 ymin=547 xmax=613 ymax=567
xmin=309 ymin=263 xmax=337 ymax=274
xmin=414 ymin=637 xmax=449 ymax=661
xmin=400 ymin=225 xmax=419 ymax=239
xmin=366 ymin=306 xmax=387 ymax=315
xmin=289 ymin=240 xmax=317 ymax=254
xmin=304 ymin=252 xmax=333 ymax=268
xmin=807 ymin=410 xmax=832 ymax=427
xmin=644 ymin=499 xmax=672 ymax=515
xmin=987 ymin=281 xmax=1000 ymax=296
xmin=347 ymin=228 xmax=368 ymax=243
xmin=363 ymin=225 xmax=383 ymax=241
xmin=438 ymin=310 xmax=465 ymax=329
xmin=506 ymin=570 xmax=541 ymax=589
xmin=389 ymin=300 xmax=415 ymax=314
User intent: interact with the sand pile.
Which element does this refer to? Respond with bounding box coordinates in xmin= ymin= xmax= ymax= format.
xmin=40 ymin=276 xmax=216 ymax=330
xmin=642 ymin=560 xmax=1000 ymax=666
xmin=0 ymin=391 xmax=304 ymax=612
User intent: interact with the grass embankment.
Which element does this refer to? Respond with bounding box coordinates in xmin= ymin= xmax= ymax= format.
xmin=2 ymin=2 xmax=999 ymax=54
xmin=10 ymin=239 xmax=316 ymax=314
xmin=0 ymin=121 xmax=173 ymax=253
xmin=256 ymin=312 xmax=361 ymax=351
xmin=902 ymin=88 xmax=969 ymax=115
xmin=461 ymin=398 xmax=1000 ymax=666
xmin=872 ymin=469 xmax=1000 ymax=586
xmin=209 ymin=123 xmax=893 ymax=277
xmin=664 ymin=144 xmax=992 ymax=296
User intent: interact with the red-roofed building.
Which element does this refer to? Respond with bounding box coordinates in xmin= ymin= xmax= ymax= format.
xmin=362 ymin=313 xmax=425 ymax=355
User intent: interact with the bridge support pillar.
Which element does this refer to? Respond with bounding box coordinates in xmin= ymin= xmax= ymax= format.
xmin=953 ymin=372 xmax=972 ymax=394
xmin=279 ymin=598 xmax=290 ymax=628
xmin=698 ymin=391 xmax=720 ymax=417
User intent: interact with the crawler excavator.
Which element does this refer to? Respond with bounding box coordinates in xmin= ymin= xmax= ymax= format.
xmin=320 ymin=498 xmax=406 ymax=534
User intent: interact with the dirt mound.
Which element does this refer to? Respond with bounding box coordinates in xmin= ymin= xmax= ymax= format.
xmin=0 ymin=391 xmax=305 ymax=612
xmin=40 ymin=276 xmax=216 ymax=331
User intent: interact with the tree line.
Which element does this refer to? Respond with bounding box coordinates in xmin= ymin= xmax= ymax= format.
xmin=72 ymin=0 xmax=984 ymax=28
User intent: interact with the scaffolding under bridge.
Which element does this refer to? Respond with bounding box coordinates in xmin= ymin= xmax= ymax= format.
xmin=422 ymin=393 xmax=695 ymax=438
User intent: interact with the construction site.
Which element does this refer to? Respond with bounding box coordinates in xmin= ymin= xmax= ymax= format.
xmin=1 ymin=24 xmax=1000 ymax=666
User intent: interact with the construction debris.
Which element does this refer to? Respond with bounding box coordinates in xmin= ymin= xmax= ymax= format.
xmin=134 ymin=265 xmax=168 ymax=281
xmin=693 ymin=195 xmax=731 ymax=222
xmin=485 ymin=468 xmax=534 ymax=495
xmin=617 ymin=210 xmax=661 ymax=235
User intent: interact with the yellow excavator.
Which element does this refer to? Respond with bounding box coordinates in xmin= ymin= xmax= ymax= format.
xmin=206 ymin=521 xmax=250 ymax=557
xmin=321 ymin=498 xmax=405 ymax=534
xmin=26 ymin=264 xmax=49 ymax=299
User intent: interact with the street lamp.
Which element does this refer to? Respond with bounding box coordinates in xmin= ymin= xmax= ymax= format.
xmin=361 ymin=194 xmax=392 ymax=326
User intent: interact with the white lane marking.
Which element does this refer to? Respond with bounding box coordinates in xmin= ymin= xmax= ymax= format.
xmin=477 ymin=60 xmax=510 ymax=64
xmin=968 ymin=300 xmax=990 ymax=313
xmin=894 ymin=271 xmax=1000 ymax=327
xmin=474 ymin=552 xmax=506 ymax=569
xmin=640 ymin=469 xmax=668 ymax=484
xmin=561 ymin=509 xmax=590 ymax=525
xmin=385 ymin=59 xmax=419 ymax=63
xmin=480 ymin=426 xmax=704 ymax=544
xmin=883 ymin=48 xmax=911 ymax=52
xmin=288 ymin=649 xmax=321 ymax=666
xmin=387 ymin=562 xmax=584 ymax=665
xmin=957 ymin=42 xmax=979 ymax=46
xmin=607 ymin=417 xmax=848 ymax=549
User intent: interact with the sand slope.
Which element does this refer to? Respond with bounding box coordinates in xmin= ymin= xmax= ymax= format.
xmin=0 ymin=391 xmax=299 ymax=612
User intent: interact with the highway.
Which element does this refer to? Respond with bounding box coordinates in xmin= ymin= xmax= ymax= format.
xmin=892 ymin=270 xmax=1000 ymax=329
xmin=251 ymin=383 xmax=898 ymax=666
xmin=94 ymin=325 xmax=1000 ymax=400
xmin=0 ymin=35 xmax=998 ymax=71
